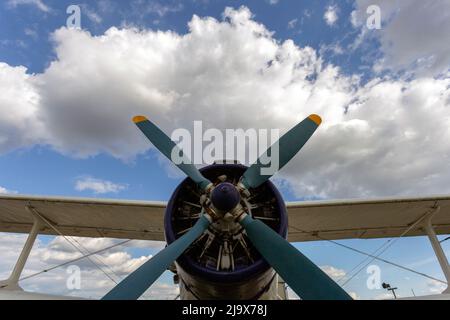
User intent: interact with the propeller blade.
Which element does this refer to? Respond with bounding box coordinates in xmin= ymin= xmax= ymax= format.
xmin=102 ymin=215 xmax=211 ymax=300
xmin=133 ymin=116 xmax=212 ymax=191
xmin=241 ymin=114 xmax=322 ymax=189
xmin=239 ymin=214 xmax=352 ymax=300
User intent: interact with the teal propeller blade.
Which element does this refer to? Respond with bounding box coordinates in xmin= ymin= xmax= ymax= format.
xmin=241 ymin=114 xmax=322 ymax=189
xmin=133 ymin=116 xmax=212 ymax=191
xmin=239 ymin=214 xmax=352 ymax=300
xmin=102 ymin=215 xmax=211 ymax=300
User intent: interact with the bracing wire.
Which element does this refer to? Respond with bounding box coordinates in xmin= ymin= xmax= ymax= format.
xmin=20 ymin=239 xmax=132 ymax=281
xmin=29 ymin=207 xmax=118 ymax=284
xmin=289 ymin=212 xmax=448 ymax=287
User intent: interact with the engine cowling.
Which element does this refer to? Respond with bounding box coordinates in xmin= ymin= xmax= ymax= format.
xmin=165 ymin=163 xmax=288 ymax=299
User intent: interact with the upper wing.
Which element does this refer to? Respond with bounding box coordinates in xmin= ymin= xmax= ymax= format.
xmin=0 ymin=195 xmax=166 ymax=241
xmin=286 ymin=195 xmax=450 ymax=242
xmin=3 ymin=194 xmax=449 ymax=243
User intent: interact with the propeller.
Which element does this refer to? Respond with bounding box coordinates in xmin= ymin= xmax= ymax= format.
xmin=101 ymin=114 xmax=352 ymax=300
xmin=237 ymin=113 xmax=350 ymax=299
xmin=133 ymin=116 xmax=212 ymax=191
xmin=240 ymin=114 xmax=322 ymax=189
xmin=103 ymin=117 xmax=213 ymax=300
xmin=239 ymin=214 xmax=352 ymax=300
xmin=102 ymin=214 xmax=211 ymax=300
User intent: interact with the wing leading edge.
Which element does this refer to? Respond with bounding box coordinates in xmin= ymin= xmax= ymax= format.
xmin=1 ymin=194 xmax=449 ymax=242
xmin=286 ymin=195 xmax=450 ymax=242
xmin=0 ymin=195 xmax=166 ymax=241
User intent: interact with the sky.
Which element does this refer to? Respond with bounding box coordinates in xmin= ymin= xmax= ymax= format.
xmin=0 ymin=0 xmax=449 ymax=300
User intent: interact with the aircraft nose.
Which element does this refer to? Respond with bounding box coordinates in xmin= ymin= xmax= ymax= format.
xmin=210 ymin=182 xmax=241 ymax=212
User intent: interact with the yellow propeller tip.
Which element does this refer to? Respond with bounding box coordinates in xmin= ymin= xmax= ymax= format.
xmin=133 ymin=115 xmax=147 ymax=123
xmin=308 ymin=114 xmax=322 ymax=125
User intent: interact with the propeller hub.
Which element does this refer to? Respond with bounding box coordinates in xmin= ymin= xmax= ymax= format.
xmin=210 ymin=182 xmax=241 ymax=213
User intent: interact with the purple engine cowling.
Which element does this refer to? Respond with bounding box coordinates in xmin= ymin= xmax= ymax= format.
xmin=164 ymin=164 xmax=288 ymax=299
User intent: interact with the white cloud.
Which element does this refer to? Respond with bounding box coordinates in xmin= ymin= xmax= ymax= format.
xmin=320 ymin=42 xmax=344 ymax=56
xmin=0 ymin=186 xmax=17 ymax=194
xmin=348 ymin=291 xmax=359 ymax=299
xmin=146 ymin=282 xmax=180 ymax=300
xmin=0 ymin=233 xmax=172 ymax=299
xmin=374 ymin=292 xmax=395 ymax=300
xmin=320 ymin=265 xmax=346 ymax=278
xmin=427 ymin=279 xmax=447 ymax=295
xmin=351 ymin=0 xmax=450 ymax=77
xmin=0 ymin=6 xmax=449 ymax=199
xmin=324 ymin=5 xmax=339 ymax=26
xmin=6 ymin=0 xmax=50 ymax=12
xmin=75 ymin=177 xmax=127 ymax=194
xmin=0 ymin=63 xmax=44 ymax=153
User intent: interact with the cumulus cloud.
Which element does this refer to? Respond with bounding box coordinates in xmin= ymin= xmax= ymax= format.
xmin=320 ymin=265 xmax=346 ymax=278
xmin=283 ymin=76 xmax=450 ymax=199
xmin=351 ymin=0 xmax=450 ymax=77
xmin=0 ymin=6 xmax=449 ymax=199
xmin=0 ymin=186 xmax=17 ymax=194
xmin=374 ymin=292 xmax=395 ymax=300
xmin=75 ymin=176 xmax=127 ymax=194
xmin=0 ymin=233 xmax=172 ymax=299
xmin=0 ymin=63 xmax=44 ymax=153
xmin=427 ymin=279 xmax=447 ymax=295
xmin=349 ymin=291 xmax=359 ymax=300
xmin=324 ymin=5 xmax=339 ymax=26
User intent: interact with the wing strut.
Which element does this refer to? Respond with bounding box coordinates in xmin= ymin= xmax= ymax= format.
xmin=0 ymin=207 xmax=43 ymax=291
xmin=423 ymin=207 xmax=450 ymax=293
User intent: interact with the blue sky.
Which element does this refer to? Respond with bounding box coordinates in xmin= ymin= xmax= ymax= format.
xmin=0 ymin=0 xmax=374 ymax=76
xmin=0 ymin=0 xmax=449 ymax=299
